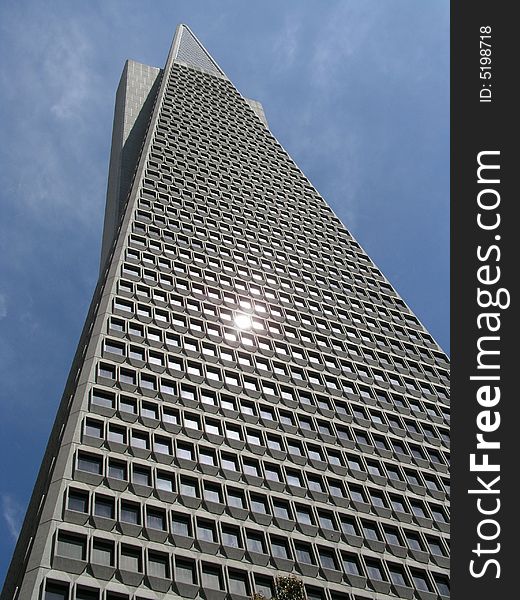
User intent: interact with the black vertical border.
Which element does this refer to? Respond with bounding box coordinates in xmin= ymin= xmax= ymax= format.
xmin=452 ymin=3 xmax=517 ymax=599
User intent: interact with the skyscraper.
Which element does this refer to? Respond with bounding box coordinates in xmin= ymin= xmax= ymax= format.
xmin=2 ymin=24 xmax=450 ymax=600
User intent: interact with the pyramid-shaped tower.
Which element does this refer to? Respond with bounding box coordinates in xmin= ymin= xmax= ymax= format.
xmin=2 ymin=25 xmax=450 ymax=600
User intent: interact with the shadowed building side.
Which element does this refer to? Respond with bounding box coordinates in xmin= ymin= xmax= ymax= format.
xmin=100 ymin=60 xmax=162 ymax=274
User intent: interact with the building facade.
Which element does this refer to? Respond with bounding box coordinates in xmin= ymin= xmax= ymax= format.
xmin=2 ymin=25 xmax=450 ymax=600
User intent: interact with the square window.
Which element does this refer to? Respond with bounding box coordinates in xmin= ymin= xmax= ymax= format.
xmin=44 ymin=581 xmax=69 ymax=600
xmin=148 ymin=552 xmax=169 ymax=579
xmin=172 ymin=513 xmax=191 ymax=537
xmin=176 ymin=559 xmax=196 ymax=584
xmin=77 ymin=453 xmax=102 ymax=475
xmin=92 ymin=539 xmax=114 ymax=566
xmin=121 ymin=502 xmax=140 ymax=524
xmin=56 ymin=532 xmax=86 ymax=560
xmin=67 ymin=489 xmax=89 ymax=513
xmin=94 ymin=495 xmax=114 ymax=519
xmin=108 ymin=459 xmax=126 ymax=481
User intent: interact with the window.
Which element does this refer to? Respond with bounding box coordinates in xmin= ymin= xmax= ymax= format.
xmin=362 ymin=521 xmax=381 ymax=541
xmin=177 ymin=442 xmax=194 ymax=461
xmin=204 ymin=483 xmax=222 ymax=504
xmin=142 ymin=402 xmax=158 ymax=419
xmin=340 ymin=516 xmax=358 ymax=536
xmin=406 ymin=532 xmax=424 ymax=551
xmin=133 ymin=466 xmax=151 ymax=487
xmin=271 ymin=537 xmax=290 ymax=558
xmin=244 ymin=459 xmax=260 ymax=477
xmin=411 ymin=570 xmax=432 ymax=592
xmin=92 ymin=539 xmax=114 ymax=566
xmin=295 ymin=543 xmax=314 ymax=564
xmin=77 ymin=452 xmax=102 ymax=475
xmin=349 ymin=486 xmax=366 ymax=503
xmin=84 ymin=419 xmax=103 ymax=439
xmin=308 ymin=447 xmax=324 ymax=462
xmin=370 ymin=491 xmax=387 ymax=508
xmin=287 ymin=470 xmax=303 ymax=487
xmin=180 ymin=477 xmax=198 ymax=498
xmin=342 ymin=553 xmax=362 ymax=575
xmin=318 ymin=511 xmax=335 ymax=531
xmin=434 ymin=574 xmax=450 ymax=596
xmin=205 ymin=420 xmax=221 ymax=436
xmin=296 ymin=505 xmax=314 ymax=525
xmin=367 ymin=461 xmax=382 ymax=476
xmin=148 ymin=552 xmax=169 ymax=578
xmin=120 ymin=396 xmax=137 ymax=415
xmin=56 ymin=532 xmax=86 ymax=560
xmin=119 ymin=368 xmax=136 ymax=385
xmin=328 ymin=479 xmax=346 ymax=499
xmin=146 ymin=507 xmax=166 ymax=531
xmin=221 ymin=453 xmax=237 ymax=471
xmin=67 ymin=489 xmax=88 ymax=513
xmin=246 ymin=531 xmax=266 ymax=553
xmin=76 ymin=587 xmax=99 ymax=600
xmin=163 ymin=407 xmax=179 ymax=424
xmin=227 ymin=488 xmax=246 ymax=508
xmin=348 ymin=456 xmax=364 ymax=472
xmin=388 ymin=565 xmax=408 ymax=587
xmin=246 ymin=429 xmax=264 ymax=446
xmin=92 ymin=389 xmax=115 ymax=408
xmin=411 ymin=501 xmax=427 ymax=518
xmin=176 ymin=559 xmax=196 ymax=584
xmin=120 ymin=545 xmax=142 ymax=572
xmin=172 ymin=513 xmax=191 ymax=537
xmin=386 ymin=465 xmax=403 ymax=481
xmin=202 ymin=565 xmax=223 ymax=590
xmin=140 ymin=374 xmax=156 ymax=390
xmin=366 ymin=559 xmax=386 ymax=581
xmin=287 ymin=441 xmax=303 ymax=456
xmin=222 ymin=526 xmax=241 ymax=547
xmin=108 ymin=459 xmax=126 ymax=481
xmin=427 ymin=536 xmax=446 ymax=556
xmin=195 ymin=445 xmax=215 ymax=466
xmin=229 ymin=571 xmax=249 ymax=595
xmin=273 ymin=500 xmax=291 ymax=520
xmin=425 ymin=476 xmax=441 ymax=492
xmin=431 ymin=505 xmax=448 ymax=523
xmin=44 ymin=581 xmax=69 ymax=600
xmin=131 ymin=430 xmax=149 ymax=449
xmin=107 ymin=425 xmax=126 ymax=444
xmin=391 ymin=495 xmax=408 ymax=514
xmin=94 ymin=495 xmax=115 ymax=519
xmin=105 ymin=340 xmax=124 ymax=356
xmin=197 ymin=519 xmax=217 ymax=542
xmin=251 ymin=494 xmax=268 ymax=514
xmin=98 ymin=363 xmax=115 ymax=380
xmin=319 ymin=548 xmax=338 ymax=570
xmin=254 ymin=576 xmax=273 ymax=598
xmin=121 ymin=502 xmax=140 ymax=525
xmin=153 ymin=469 xmax=173 ymax=492
xmin=384 ymin=527 xmax=402 ymax=547
xmin=279 ymin=411 xmax=294 ymax=426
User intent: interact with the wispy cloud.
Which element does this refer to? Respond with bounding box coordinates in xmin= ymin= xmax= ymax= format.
xmin=271 ymin=18 xmax=302 ymax=72
xmin=0 ymin=7 xmax=108 ymax=229
xmin=1 ymin=494 xmax=23 ymax=541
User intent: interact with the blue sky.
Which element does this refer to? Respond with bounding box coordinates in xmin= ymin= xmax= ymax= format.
xmin=0 ymin=0 xmax=449 ymax=582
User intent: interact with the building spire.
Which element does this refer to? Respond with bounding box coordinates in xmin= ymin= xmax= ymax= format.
xmin=172 ymin=24 xmax=227 ymax=78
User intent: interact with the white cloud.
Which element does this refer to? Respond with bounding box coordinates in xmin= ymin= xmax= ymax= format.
xmin=272 ymin=17 xmax=302 ymax=72
xmin=0 ymin=8 xmax=108 ymax=230
xmin=1 ymin=493 xmax=23 ymax=541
